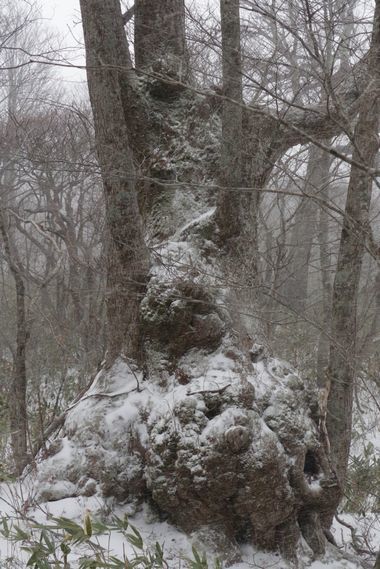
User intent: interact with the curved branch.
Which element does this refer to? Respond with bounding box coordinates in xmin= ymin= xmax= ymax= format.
xmin=256 ymin=51 xmax=372 ymax=153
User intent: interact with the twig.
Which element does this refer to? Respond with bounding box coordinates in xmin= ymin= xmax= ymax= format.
xmin=335 ymin=514 xmax=375 ymax=557
xmin=187 ymin=384 xmax=231 ymax=396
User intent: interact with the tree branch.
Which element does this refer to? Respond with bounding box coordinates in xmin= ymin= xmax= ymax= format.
xmin=122 ymin=4 xmax=135 ymax=25
xmin=250 ymin=51 xmax=372 ymax=154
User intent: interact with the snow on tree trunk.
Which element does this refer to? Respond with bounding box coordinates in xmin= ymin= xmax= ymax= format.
xmin=31 ymin=91 xmax=338 ymax=567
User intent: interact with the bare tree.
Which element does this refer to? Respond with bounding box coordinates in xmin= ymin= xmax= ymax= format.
xmin=0 ymin=0 xmax=56 ymax=472
xmin=282 ymin=145 xmax=331 ymax=313
xmin=325 ymin=0 xmax=380 ymax=521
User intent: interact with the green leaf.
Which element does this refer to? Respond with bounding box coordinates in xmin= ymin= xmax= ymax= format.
xmin=126 ymin=525 xmax=144 ymax=550
xmin=60 ymin=542 xmax=71 ymax=556
xmin=26 ymin=550 xmax=39 ymax=566
xmin=155 ymin=541 xmax=164 ymax=566
xmin=13 ymin=524 xmax=30 ymax=541
xmin=41 ymin=529 xmax=55 ymax=554
xmin=112 ymin=514 xmax=129 ymax=532
xmin=53 ymin=516 xmax=84 ymax=535
xmin=192 ymin=546 xmax=202 ymax=566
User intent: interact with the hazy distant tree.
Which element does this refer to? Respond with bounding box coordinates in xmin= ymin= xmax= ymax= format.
xmin=326 ymin=0 xmax=380 ymax=522
xmin=0 ymin=0 xmax=55 ymax=473
xmin=0 ymin=2 xmax=106 ymax=471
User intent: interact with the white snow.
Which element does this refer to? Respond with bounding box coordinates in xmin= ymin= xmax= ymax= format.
xmin=0 ymin=350 xmax=379 ymax=568
xmin=0 ymin=482 xmax=377 ymax=568
xmin=1 ymin=348 xmax=374 ymax=568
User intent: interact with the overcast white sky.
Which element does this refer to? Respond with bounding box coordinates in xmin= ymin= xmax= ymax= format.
xmin=42 ymin=0 xmax=80 ymax=26
xmin=38 ymin=0 xmax=215 ymax=91
xmin=40 ymin=0 xmax=86 ymax=89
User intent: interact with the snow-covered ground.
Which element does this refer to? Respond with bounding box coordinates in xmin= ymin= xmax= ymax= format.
xmin=0 ymin=352 xmax=378 ymax=568
xmin=0 ymin=480 xmax=378 ymax=568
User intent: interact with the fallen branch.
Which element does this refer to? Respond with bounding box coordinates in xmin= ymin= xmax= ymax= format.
xmin=187 ymin=384 xmax=231 ymax=396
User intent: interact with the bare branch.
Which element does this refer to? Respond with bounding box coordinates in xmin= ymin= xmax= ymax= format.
xmin=122 ymin=4 xmax=135 ymax=25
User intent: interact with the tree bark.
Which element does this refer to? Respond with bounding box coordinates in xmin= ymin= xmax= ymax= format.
xmin=316 ymin=152 xmax=333 ymax=385
xmin=326 ymin=0 xmax=380 ymax=512
xmin=134 ymin=0 xmax=187 ymax=74
xmin=79 ymin=0 xmax=149 ymax=363
xmin=216 ymin=0 xmax=244 ymax=243
xmin=215 ymin=0 xmax=259 ymax=331
xmin=0 ymin=210 xmax=28 ymax=474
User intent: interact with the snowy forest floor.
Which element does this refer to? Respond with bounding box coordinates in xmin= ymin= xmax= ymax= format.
xmin=0 ymin=351 xmax=378 ymax=568
xmin=0 ymin=352 xmax=379 ymax=568
xmin=0 ymin=481 xmax=378 ymax=568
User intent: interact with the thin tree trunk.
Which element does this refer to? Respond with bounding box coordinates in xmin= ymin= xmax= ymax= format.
xmin=216 ymin=0 xmax=260 ymax=331
xmin=0 ymin=210 xmax=28 ymax=474
xmin=282 ymin=145 xmax=328 ymax=314
xmin=326 ymin=0 xmax=380 ymax=504
xmin=216 ymin=0 xmax=244 ymax=244
xmin=12 ymin=274 xmax=28 ymax=474
xmin=79 ymin=0 xmax=149 ymax=363
xmin=316 ymin=152 xmax=333 ymax=385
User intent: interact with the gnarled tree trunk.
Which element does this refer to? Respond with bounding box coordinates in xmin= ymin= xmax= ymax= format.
xmin=33 ymin=0 xmax=380 ymax=565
